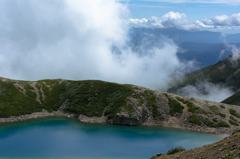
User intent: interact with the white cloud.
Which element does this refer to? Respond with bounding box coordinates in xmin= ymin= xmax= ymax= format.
xmin=0 ymin=0 xmax=195 ymax=91
xmin=129 ymin=12 xmax=240 ymax=32
xmin=139 ymin=0 xmax=240 ymax=5
xmin=175 ymin=81 xmax=234 ymax=102
xmin=130 ymin=12 xmax=203 ymax=31
xmin=202 ymin=13 xmax=240 ymax=27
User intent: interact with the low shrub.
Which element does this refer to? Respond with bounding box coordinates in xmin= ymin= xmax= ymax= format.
xmin=213 ymin=118 xmax=218 ymax=122
xmin=188 ymin=106 xmax=209 ymax=115
xmin=229 ymin=120 xmax=239 ymax=126
xmin=167 ymin=146 xmax=186 ymax=155
xmin=209 ymin=105 xmax=219 ymax=111
xmin=189 ymin=115 xmax=201 ymax=125
xmin=229 ymin=109 xmax=240 ymax=118
xmin=138 ymin=99 xmax=144 ymax=106
xmin=186 ymin=101 xmax=194 ymax=107
xmin=168 ymin=98 xmax=184 ymax=116
xmin=215 ymin=121 xmax=230 ymax=127
xmin=188 ymin=106 xmax=200 ymax=113
xmin=163 ymin=93 xmax=168 ymax=97
xmin=203 ymin=118 xmax=214 ymax=127
xmin=230 ymin=116 xmax=237 ymax=122
xmin=220 ymin=105 xmax=225 ymax=109
xmin=217 ymin=112 xmax=226 ymax=118
xmin=175 ymin=97 xmax=188 ymax=104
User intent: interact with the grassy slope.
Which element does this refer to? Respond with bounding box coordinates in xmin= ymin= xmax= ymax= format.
xmin=152 ymin=131 xmax=240 ymax=159
xmin=0 ymin=78 xmax=171 ymax=120
xmin=0 ymin=79 xmax=67 ymax=117
xmin=222 ymin=91 xmax=240 ymax=106
xmin=168 ymin=54 xmax=240 ymax=93
xmin=0 ymin=79 xmax=137 ymax=119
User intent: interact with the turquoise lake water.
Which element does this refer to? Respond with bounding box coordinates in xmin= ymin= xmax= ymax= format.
xmin=0 ymin=117 xmax=226 ymax=159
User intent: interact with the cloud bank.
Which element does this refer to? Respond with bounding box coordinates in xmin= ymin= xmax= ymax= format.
xmin=175 ymin=81 xmax=234 ymax=102
xmin=0 ymin=0 xmax=235 ymax=102
xmin=129 ymin=12 xmax=240 ymax=32
xmin=0 ymin=0 xmax=195 ymax=91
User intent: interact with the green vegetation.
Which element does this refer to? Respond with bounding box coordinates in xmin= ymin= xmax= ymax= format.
xmin=132 ymin=90 xmax=158 ymax=117
xmin=37 ymin=80 xmax=67 ymax=111
xmin=186 ymin=101 xmax=194 ymax=107
xmin=220 ymin=105 xmax=225 ymax=109
xmin=222 ymin=91 xmax=240 ymax=106
xmin=230 ymin=116 xmax=237 ymax=122
xmin=217 ymin=112 xmax=226 ymax=118
xmin=203 ymin=119 xmax=215 ymax=127
xmin=0 ymin=79 xmax=140 ymax=119
xmin=213 ymin=118 xmax=218 ymax=122
xmin=215 ymin=121 xmax=230 ymax=128
xmin=145 ymin=90 xmax=158 ymax=118
xmin=189 ymin=115 xmax=201 ymax=125
xmin=203 ymin=118 xmax=229 ymax=127
xmin=63 ymin=80 xmax=134 ymax=118
xmin=138 ymin=99 xmax=144 ymax=106
xmin=208 ymin=105 xmax=226 ymax=118
xmin=188 ymin=105 xmax=200 ymax=113
xmin=168 ymin=55 xmax=240 ymax=94
xmin=0 ymin=79 xmax=68 ymax=117
xmin=187 ymin=103 xmax=209 ymax=115
xmin=229 ymin=109 xmax=240 ymax=118
xmin=175 ymin=97 xmax=189 ymax=104
xmin=0 ymin=80 xmax=42 ymax=117
xmin=229 ymin=120 xmax=239 ymax=126
xmin=168 ymin=98 xmax=184 ymax=116
xmin=209 ymin=105 xmax=218 ymax=111
xmin=163 ymin=93 xmax=168 ymax=97
xmin=167 ymin=146 xmax=186 ymax=155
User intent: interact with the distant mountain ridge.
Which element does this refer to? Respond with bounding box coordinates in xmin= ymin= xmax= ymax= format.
xmin=178 ymin=42 xmax=239 ymax=68
xmin=168 ymin=52 xmax=240 ymax=93
xmin=129 ymin=28 xmax=240 ymax=44
xmin=128 ymin=28 xmax=240 ymax=68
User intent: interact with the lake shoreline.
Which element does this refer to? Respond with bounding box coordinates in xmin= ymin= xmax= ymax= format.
xmin=0 ymin=110 xmax=234 ymax=136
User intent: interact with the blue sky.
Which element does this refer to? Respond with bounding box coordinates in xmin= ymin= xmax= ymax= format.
xmin=120 ymin=0 xmax=240 ymax=20
xmin=123 ymin=0 xmax=240 ymax=33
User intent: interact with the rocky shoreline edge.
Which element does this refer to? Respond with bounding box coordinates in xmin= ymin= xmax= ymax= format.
xmin=0 ymin=109 xmax=235 ymax=135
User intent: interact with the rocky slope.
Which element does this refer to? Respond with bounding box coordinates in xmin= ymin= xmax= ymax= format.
xmin=151 ymin=130 xmax=240 ymax=159
xmin=0 ymin=78 xmax=240 ymax=134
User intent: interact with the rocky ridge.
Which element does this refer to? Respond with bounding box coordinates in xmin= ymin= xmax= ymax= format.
xmin=0 ymin=79 xmax=240 ymax=135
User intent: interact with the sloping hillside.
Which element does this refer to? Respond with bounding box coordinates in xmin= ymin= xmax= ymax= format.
xmin=222 ymin=91 xmax=240 ymax=106
xmin=0 ymin=78 xmax=240 ymax=134
xmin=151 ymin=130 xmax=240 ymax=159
xmin=168 ymin=52 xmax=240 ymax=93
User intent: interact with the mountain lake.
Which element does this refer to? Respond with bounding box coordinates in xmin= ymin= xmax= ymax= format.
xmin=0 ymin=117 xmax=227 ymax=159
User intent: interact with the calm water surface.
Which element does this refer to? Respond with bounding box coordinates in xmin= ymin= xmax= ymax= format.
xmin=0 ymin=118 xmax=226 ymax=159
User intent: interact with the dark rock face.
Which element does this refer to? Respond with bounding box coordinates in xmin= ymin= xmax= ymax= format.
xmin=110 ymin=100 xmax=149 ymax=125
xmin=109 ymin=92 xmax=170 ymax=126
xmin=155 ymin=93 xmax=170 ymax=120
